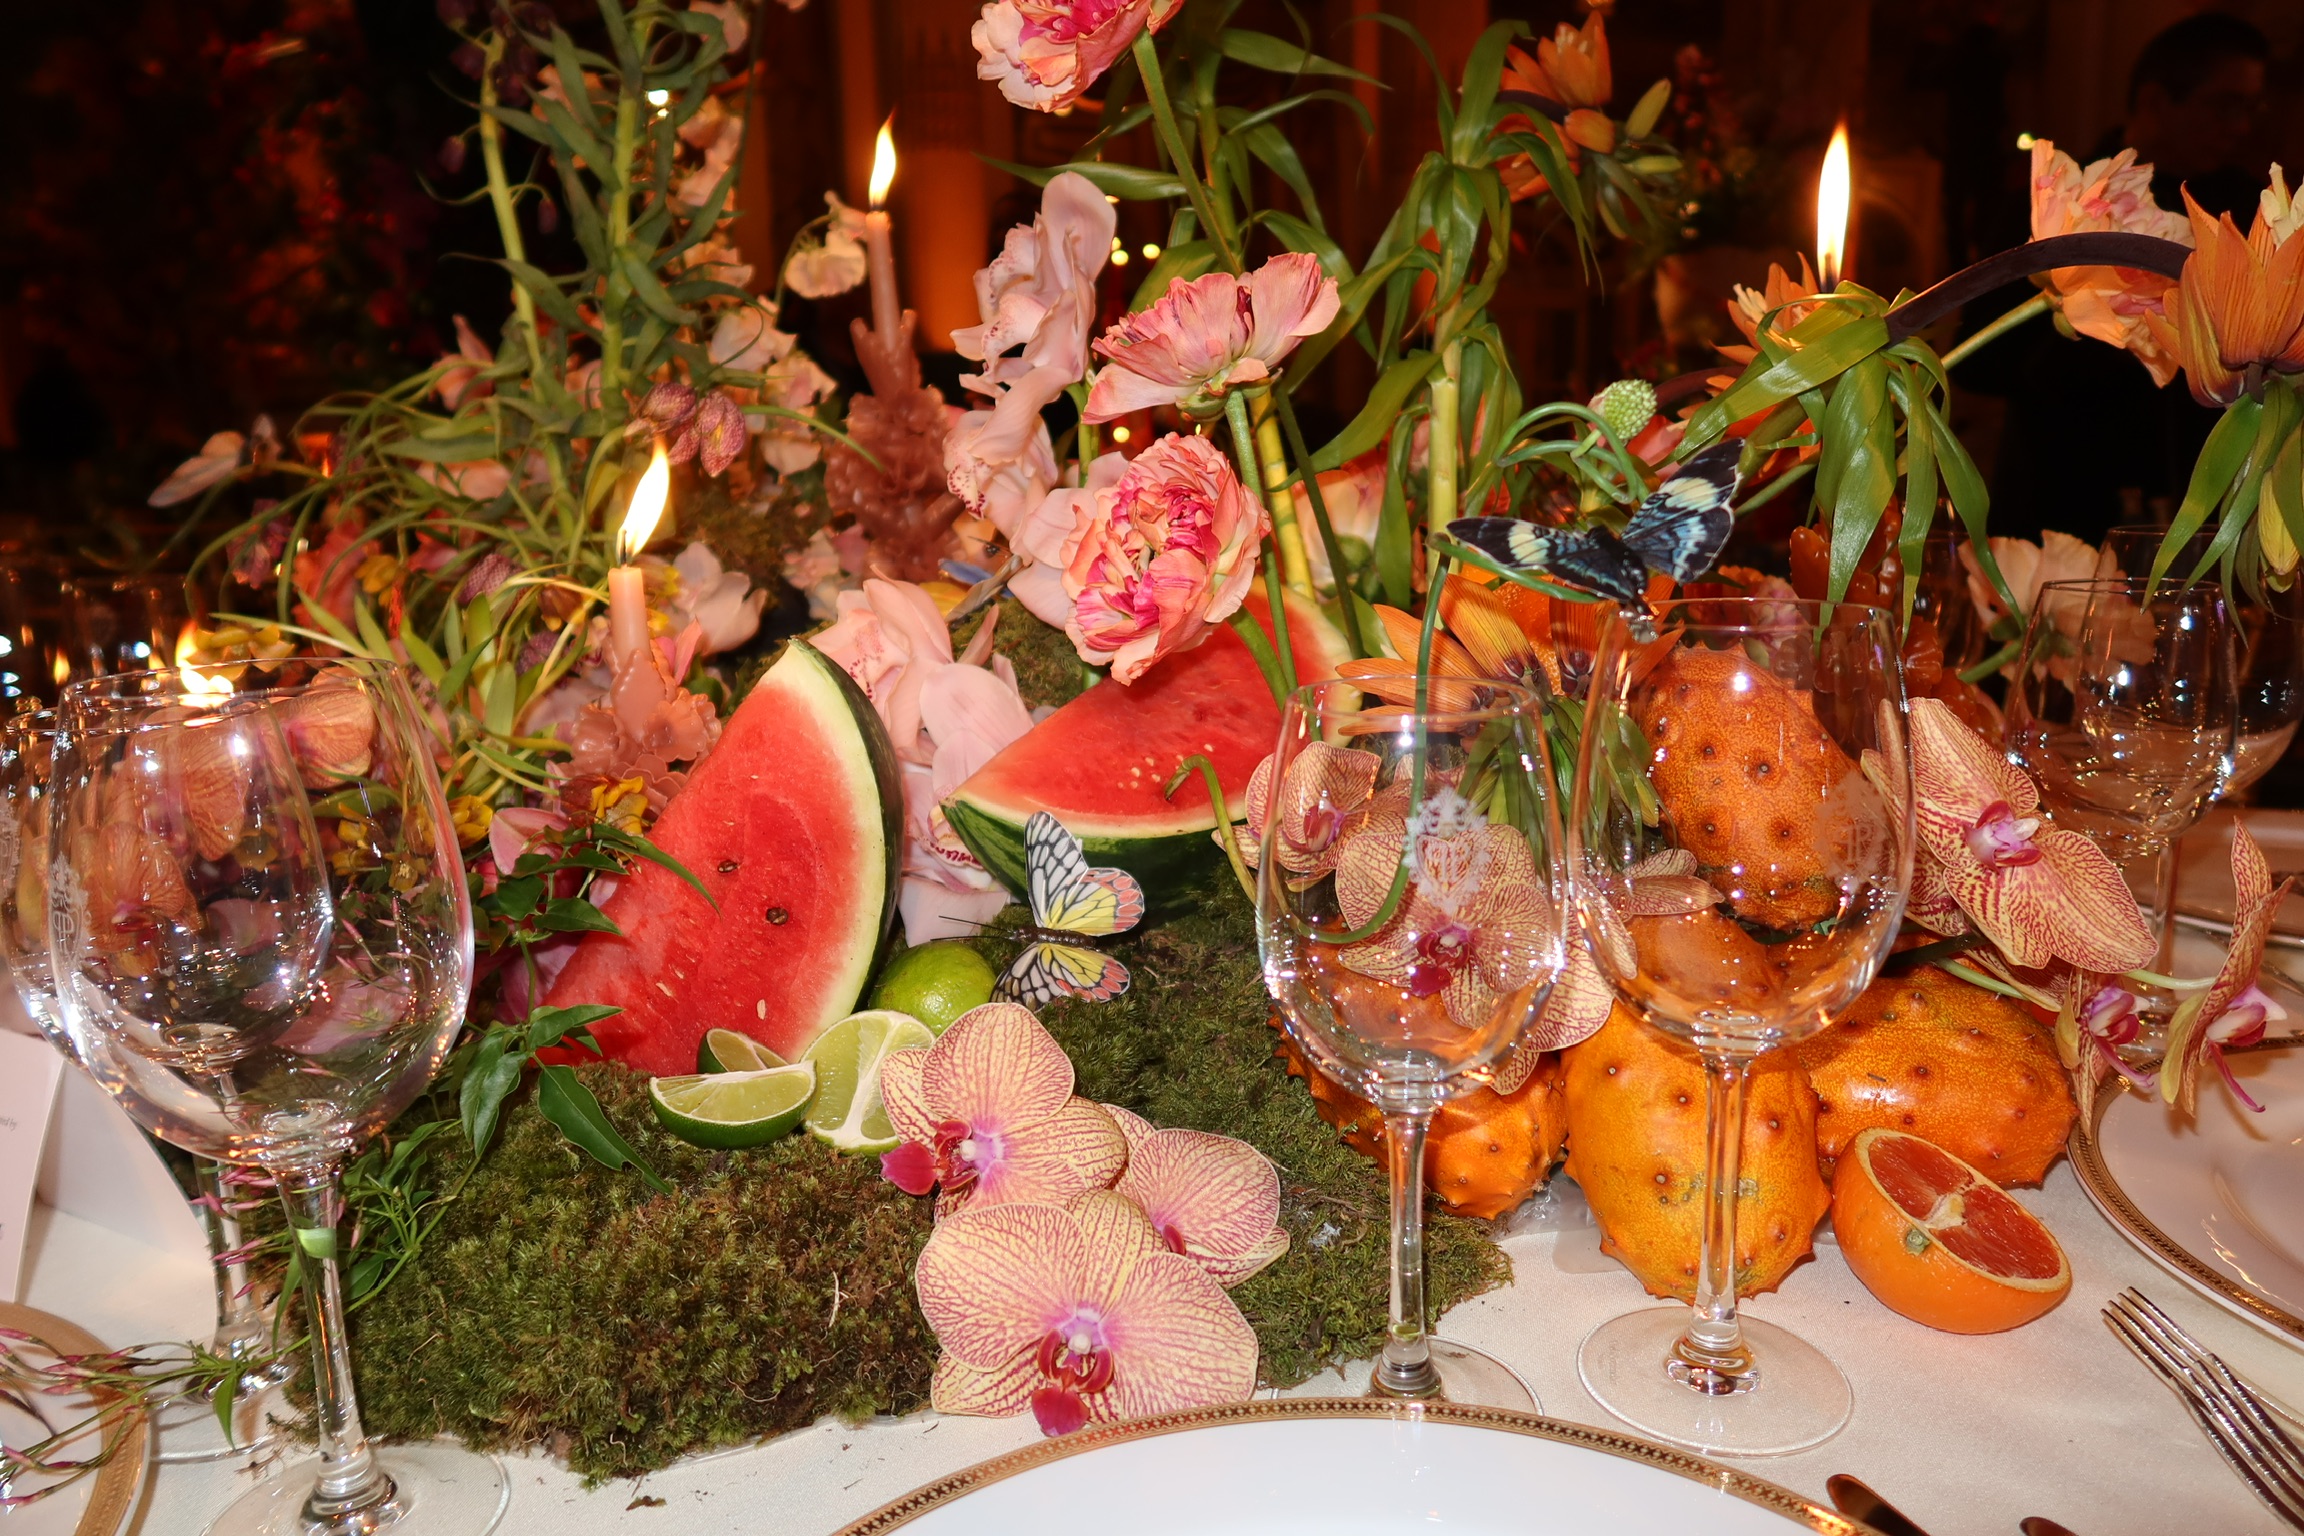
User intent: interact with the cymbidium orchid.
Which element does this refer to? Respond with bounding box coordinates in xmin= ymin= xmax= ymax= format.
xmin=879 ymin=1002 xmax=1127 ymax=1217
xmin=913 ymin=1189 xmax=1259 ymax=1436
xmin=2163 ymin=824 xmax=2296 ymax=1115
xmin=2146 ymin=174 xmax=2304 ymax=407
xmin=1104 ymin=1105 xmax=1288 ymax=1287
xmin=1082 ymin=253 xmax=1340 ymax=423
xmin=1904 ymin=697 xmax=2154 ymax=972
xmin=972 ymin=0 xmax=1185 ymax=114
xmin=2025 ymin=140 xmax=2193 ymax=387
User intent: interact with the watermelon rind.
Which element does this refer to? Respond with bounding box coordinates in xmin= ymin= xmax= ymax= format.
xmin=945 ymin=590 xmax=1350 ymax=905
xmin=783 ymin=638 xmax=906 ymax=1012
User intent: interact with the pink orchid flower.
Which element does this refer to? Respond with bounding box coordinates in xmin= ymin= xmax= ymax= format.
xmin=1083 ymin=253 xmax=1341 ymax=422
xmin=1229 ymin=742 xmax=1382 ymax=881
xmin=1103 ymin=1104 xmax=1288 ymax=1287
xmin=914 ymin=1189 xmax=1259 ymax=1436
xmin=148 ymin=431 xmax=247 ymax=508
xmin=2071 ymin=981 xmax=2158 ymax=1091
xmin=972 ymin=0 xmax=1185 ymax=114
xmin=2163 ymin=823 xmax=2297 ymax=1114
xmin=879 ymin=1003 xmax=1128 ymax=1218
xmin=2027 ymin=140 xmax=2193 ymax=387
xmin=1053 ymin=434 xmax=1267 ymax=683
xmin=1904 ymin=697 xmax=2154 ymax=972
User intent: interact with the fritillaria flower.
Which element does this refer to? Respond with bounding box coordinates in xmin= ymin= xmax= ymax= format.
xmin=2164 ymin=823 xmax=2296 ymax=1114
xmin=879 ymin=1002 xmax=1128 ymax=1218
xmin=1905 ymin=697 xmax=2153 ymax=972
xmin=1719 ymin=257 xmax=1825 ymax=365
xmin=1105 ymin=1104 xmax=1288 ymax=1287
xmin=2146 ymin=174 xmax=2304 ymax=407
xmin=1082 ymin=254 xmax=1340 ymax=423
xmin=1505 ymin=12 xmax=1610 ymax=109
xmin=2025 ymin=140 xmax=2192 ymax=386
xmin=914 ymin=1189 xmax=1259 ymax=1436
xmin=972 ymin=0 xmax=1185 ymax=114
xmin=1229 ymin=741 xmax=1380 ymax=881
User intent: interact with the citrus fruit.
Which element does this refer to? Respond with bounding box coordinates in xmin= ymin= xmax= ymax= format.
xmin=697 ymin=1028 xmax=786 ymax=1074
xmin=867 ymin=943 xmax=997 ymax=1033
xmin=803 ymin=1009 xmax=935 ymax=1153
xmin=648 ymin=1063 xmax=817 ymax=1149
xmin=1561 ymin=1004 xmax=1829 ymax=1301
xmin=1797 ymin=966 xmax=2074 ymax=1185
xmin=1832 ymin=1126 xmax=2071 ymax=1334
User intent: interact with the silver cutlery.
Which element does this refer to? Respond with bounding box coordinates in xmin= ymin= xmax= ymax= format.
xmin=2104 ymin=1288 xmax=2304 ymax=1529
xmin=1826 ymin=1473 xmax=1935 ymax=1536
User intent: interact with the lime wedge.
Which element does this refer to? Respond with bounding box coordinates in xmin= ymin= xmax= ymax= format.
xmin=803 ymin=1009 xmax=934 ymax=1153
xmin=649 ymin=1063 xmax=817 ymax=1149
xmin=698 ymin=1028 xmax=786 ymax=1074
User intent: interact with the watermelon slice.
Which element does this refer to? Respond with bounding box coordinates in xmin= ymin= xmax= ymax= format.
xmin=944 ymin=588 xmax=1350 ymax=901
xmin=543 ymin=639 xmax=901 ymax=1076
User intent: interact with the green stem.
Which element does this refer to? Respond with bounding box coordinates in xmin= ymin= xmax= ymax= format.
xmin=1250 ymin=395 xmax=1314 ymax=596
xmin=1163 ymin=754 xmax=1256 ymax=904
xmin=1225 ymin=607 xmax=1287 ymax=707
xmin=478 ymin=39 xmax=541 ymax=376
xmin=1427 ymin=341 xmax=1463 ymax=536
xmin=1940 ymin=293 xmax=2051 ymax=370
xmin=1272 ymin=386 xmax=1368 ymax=657
xmin=1958 ymin=638 xmax=2020 ymax=684
xmin=596 ymin=23 xmax=650 ymax=410
xmin=1224 ymin=392 xmax=1297 ymax=695
xmin=1131 ymin=31 xmax=1240 ymax=274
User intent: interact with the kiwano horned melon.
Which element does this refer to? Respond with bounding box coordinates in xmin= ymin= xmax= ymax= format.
xmin=1562 ymin=1004 xmax=1829 ymax=1301
xmin=1796 ymin=964 xmax=2075 ymax=1186
xmin=946 ymin=587 xmax=1348 ymax=904
xmin=1632 ymin=647 xmax=1880 ymax=930
xmin=543 ymin=639 xmax=902 ymax=1077
xmin=1272 ymin=1009 xmax=1569 ymax=1220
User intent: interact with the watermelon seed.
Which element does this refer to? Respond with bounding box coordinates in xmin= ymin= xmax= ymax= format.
xmin=718 ymin=859 xmax=739 ymax=873
xmin=766 ymin=906 xmax=789 ymax=925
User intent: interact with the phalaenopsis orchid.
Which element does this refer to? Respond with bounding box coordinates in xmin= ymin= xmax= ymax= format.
xmin=2162 ymin=823 xmax=2295 ymax=1116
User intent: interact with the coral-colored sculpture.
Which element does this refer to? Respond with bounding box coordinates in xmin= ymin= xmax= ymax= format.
xmin=825 ymin=314 xmax=960 ymax=581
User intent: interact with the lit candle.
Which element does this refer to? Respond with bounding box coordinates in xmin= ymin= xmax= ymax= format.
xmin=610 ymin=441 xmax=671 ymax=669
xmin=864 ymin=115 xmax=901 ymax=347
xmin=1817 ymin=120 xmax=1852 ymax=290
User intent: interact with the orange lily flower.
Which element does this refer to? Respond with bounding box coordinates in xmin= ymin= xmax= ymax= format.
xmin=1503 ymin=14 xmax=1610 ymax=109
xmin=1719 ymin=257 xmax=1825 ymax=365
xmin=2146 ymin=174 xmax=2304 ymax=407
xmin=1338 ymin=572 xmax=1669 ymax=706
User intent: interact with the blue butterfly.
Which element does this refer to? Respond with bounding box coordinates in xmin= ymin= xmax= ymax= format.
xmin=1446 ymin=442 xmax=1745 ymax=605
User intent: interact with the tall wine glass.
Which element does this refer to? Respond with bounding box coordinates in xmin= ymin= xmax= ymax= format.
xmin=0 ymin=710 xmax=291 ymax=1462
xmin=1257 ymin=679 xmax=1570 ymax=1408
xmin=2005 ymin=576 xmax=2235 ymax=979
xmin=64 ymin=572 xmax=206 ymax=678
xmin=1570 ymin=598 xmax=1913 ymax=1456
xmin=49 ymin=659 xmax=505 ymax=1536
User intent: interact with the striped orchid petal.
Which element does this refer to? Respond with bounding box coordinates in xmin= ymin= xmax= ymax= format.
xmin=2163 ymin=823 xmax=2296 ymax=1114
xmin=1105 ymin=1105 xmax=1288 ymax=1288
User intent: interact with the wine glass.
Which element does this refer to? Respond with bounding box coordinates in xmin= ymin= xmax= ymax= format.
xmin=48 ymin=658 xmax=506 ymax=1536
xmin=64 ymin=571 xmax=206 ymax=678
xmin=0 ymin=710 xmax=292 ymax=1462
xmin=2004 ymin=575 xmax=2236 ymax=978
xmin=1257 ymin=678 xmax=1570 ymax=1409
xmin=1569 ymin=597 xmax=1913 ymax=1456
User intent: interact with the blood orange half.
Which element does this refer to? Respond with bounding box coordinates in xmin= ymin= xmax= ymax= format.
xmin=1832 ymin=1127 xmax=2071 ymax=1334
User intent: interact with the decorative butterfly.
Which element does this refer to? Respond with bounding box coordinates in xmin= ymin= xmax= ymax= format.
xmin=994 ymin=812 xmax=1145 ymax=1008
xmin=1445 ymin=442 xmax=1746 ymax=605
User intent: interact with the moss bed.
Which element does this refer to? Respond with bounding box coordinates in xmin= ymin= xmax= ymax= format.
xmin=347 ymin=875 xmax=1509 ymax=1481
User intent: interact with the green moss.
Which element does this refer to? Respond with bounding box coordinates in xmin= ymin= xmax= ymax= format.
xmin=348 ymin=876 xmax=1506 ymax=1481
xmin=682 ymin=465 xmax=831 ymax=588
xmin=952 ymin=597 xmax=1093 ymax=712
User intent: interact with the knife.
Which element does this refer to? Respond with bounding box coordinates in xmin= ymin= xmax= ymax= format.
xmin=1826 ymin=1474 xmax=1935 ymax=1536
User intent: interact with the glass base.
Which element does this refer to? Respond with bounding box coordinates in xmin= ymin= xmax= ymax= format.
xmin=150 ymin=1368 xmax=290 ymax=1465
xmin=203 ymin=1441 xmax=509 ymax=1536
xmin=1578 ymin=1307 xmax=1850 ymax=1457
xmin=1365 ymin=1335 xmax=1539 ymax=1413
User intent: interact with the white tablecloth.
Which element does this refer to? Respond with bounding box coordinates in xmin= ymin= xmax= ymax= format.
xmin=22 ymin=1137 xmax=2302 ymax=1536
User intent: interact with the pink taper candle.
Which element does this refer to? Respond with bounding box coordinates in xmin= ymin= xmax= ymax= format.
xmin=865 ymin=116 xmax=901 ymax=347
xmin=610 ymin=441 xmax=671 ymax=668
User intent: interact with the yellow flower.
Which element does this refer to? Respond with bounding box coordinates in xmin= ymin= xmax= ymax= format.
xmin=355 ymin=552 xmax=402 ymax=597
xmin=449 ymin=795 xmax=495 ymax=847
xmin=589 ymin=776 xmax=649 ymax=835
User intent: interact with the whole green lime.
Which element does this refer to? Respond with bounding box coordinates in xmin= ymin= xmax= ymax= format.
xmin=868 ymin=942 xmax=997 ymax=1033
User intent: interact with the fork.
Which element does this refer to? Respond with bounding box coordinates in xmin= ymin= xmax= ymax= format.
xmin=2104 ymin=1289 xmax=2304 ymax=1529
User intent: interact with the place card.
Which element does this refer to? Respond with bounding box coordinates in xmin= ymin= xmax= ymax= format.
xmin=0 ymin=1027 xmax=64 ymax=1301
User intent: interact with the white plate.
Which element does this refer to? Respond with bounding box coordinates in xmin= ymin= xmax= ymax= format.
xmin=2072 ymin=1043 xmax=2304 ymax=1346
xmin=2175 ymin=808 xmax=2304 ymax=944
xmin=0 ymin=1302 xmax=149 ymax=1536
xmin=832 ymin=1399 xmax=1853 ymax=1535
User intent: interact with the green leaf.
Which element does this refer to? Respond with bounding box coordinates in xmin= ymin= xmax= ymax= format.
xmin=1689 ymin=312 xmax=1890 ymax=443
xmin=1625 ymin=77 xmax=1672 ymax=139
xmin=525 ymin=1003 xmax=621 ymax=1052
xmin=500 ymin=257 xmax=595 ymax=338
xmin=2160 ymin=395 xmax=2263 ymax=588
xmin=616 ymin=251 xmax=702 ymax=326
xmin=398 ymin=623 xmax=446 ymax=685
xmin=1239 ymin=122 xmax=1322 ymax=227
xmin=1314 ymin=351 xmax=1439 ymax=470
xmin=536 ymin=1064 xmax=670 ymax=1191
xmin=482 ymin=658 xmax=519 ymax=737
xmin=1217 ymin=27 xmax=1377 ymax=83
xmin=213 ymin=1367 xmax=241 ymax=1443
xmin=458 ymin=1026 xmax=527 ymax=1155
xmin=1374 ymin=410 xmax=1420 ymax=608
xmin=537 ymin=896 xmax=622 ymax=935
xmin=492 ymin=874 xmax=545 ymax=921
xmin=587 ymin=822 xmax=717 ymax=906
xmin=1820 ymin=356 xmax=1897 ymax=605
xmin=353 ymin=597 xmax=393 ymax=661
xmin=1449 ymin=19 xmax=1529 ymax=163
xmin=980 ymin=156 xmax=1185 ymax=201
xmin=381 ymin=435 xmax=501 ymax=464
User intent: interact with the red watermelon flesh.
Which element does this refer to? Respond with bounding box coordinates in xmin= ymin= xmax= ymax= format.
xmin=943 ymin=587 xmax=1350 ymax=898
xmin=542 ymin=639 xmax=901 ymax=1076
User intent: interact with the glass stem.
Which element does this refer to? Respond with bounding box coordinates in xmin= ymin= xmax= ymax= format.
xmin=1672 ymin=1053 xmax=1758 ymax=1395
xmin=2150 ymin=834 xmax=2182 ymax=977
xmin=276 ymin=1164 xmax=400 ymax=1533
xmin=1373 ymin=1107 xmax=1441 ymax=1399
xmin=196 ymin=1159 xmax=268 ymax=1360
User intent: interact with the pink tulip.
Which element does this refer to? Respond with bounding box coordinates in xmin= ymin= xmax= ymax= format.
xmin=1054 ymin=434 xmax=1266 ymax=683
xmin=972 ymin=0 xmax=1185 ymax=114
xmin=1083 ymin=252 xmax=1340 ymax=422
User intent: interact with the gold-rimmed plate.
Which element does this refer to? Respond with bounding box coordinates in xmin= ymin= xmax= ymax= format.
xmin=0 ymin=1301 xmax=150 ymax=1536
xmin=2071 ymin=1041 xmax=2304 ymax=1347
xmin=833 ymin=1398 xmax=1861 ymax=1535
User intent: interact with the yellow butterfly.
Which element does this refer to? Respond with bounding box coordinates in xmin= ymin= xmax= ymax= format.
xmin=996 ymin=813 xmax=1144 ymax=1008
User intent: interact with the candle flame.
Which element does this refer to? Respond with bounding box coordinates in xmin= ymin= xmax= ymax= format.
xmin=1817 ymin=121 xmax=1852 ymax=289
xmin=50 ymin=653 xmax=69 ymax=688
xmin=869 ymin=116 xmax=897 ymax=209
xmin=619 ymin=441 xmax=672 ymax=562
xmin=173 ymin=624 xmax=200 ymax=669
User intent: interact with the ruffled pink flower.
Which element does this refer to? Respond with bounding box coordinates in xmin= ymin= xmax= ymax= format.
xmin=2164 ymin=823 xmax=2297 ymax=1114
xmin=1104 ymin=1104 xmax=1288 ymax=1287
xmin=1083 ymin=253 xmax=1341 ymax=422
xmin=879 ymin=1002 xmax=1128 ymax=1218
xmin=2027 ymin=139 xmax=2194 ymax=387
xmin=1055 ymin=434 xmax=1266 ymax=683
xmin=971 ymin=0 xmax=1185 ymax=113
xmin=914 ymin=1189 xmax=1259 ymax=1436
